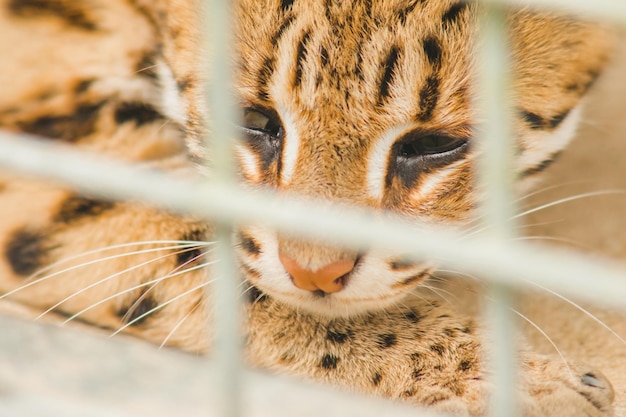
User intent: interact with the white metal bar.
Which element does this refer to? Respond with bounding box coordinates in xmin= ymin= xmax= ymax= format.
xmin=0 ymin=132 xmax=625 ymax=311
xmin=477 ymin=5 xmax=518 ymax=416
xmin=482 ymin=0 xmax=626 ymax=22
xmin=202 ymin=0 xmax=241 ymax=416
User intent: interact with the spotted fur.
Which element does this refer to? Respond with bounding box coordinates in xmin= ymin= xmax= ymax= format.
xmin=0 ymin=0 xmax=618 ymax=416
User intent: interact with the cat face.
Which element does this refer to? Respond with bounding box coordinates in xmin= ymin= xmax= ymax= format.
xmin=163 ymin=0 xmax=613 ymax=316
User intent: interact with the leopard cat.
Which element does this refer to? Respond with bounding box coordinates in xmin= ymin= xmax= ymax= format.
xmin=0 ymin=0 xmax=620 ymax=416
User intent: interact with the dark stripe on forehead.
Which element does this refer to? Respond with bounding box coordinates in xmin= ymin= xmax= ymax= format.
xmin=293 ymin=30 xmax=312 ymax=88
xmin=423 ymin=36 xmax=442 ymax=69
xmin=7 ymin=0 xmax=98 ymax=30
xmin=397 ymin=0 xmax=425 ymax=24
xmin=361 ymin=0 xmax=373 ymax=17
xmin=417 ymin=75 xmax=440 ymax=121
xmin=378 ymin=46 xmax=401 ymax=104
xmin=257 ymin=57 xmax=276 ymax=101
xmin=280 ymin=0 xmax=295 ymax=12
xmin=442 ymin=2 xmax=469 ymax=27
xmin=271 ymin=14 xmax=296 ymax=45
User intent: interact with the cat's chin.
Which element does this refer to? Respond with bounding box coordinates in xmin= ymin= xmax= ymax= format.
xmin=254 ymin=285 xmax=411 ymax=318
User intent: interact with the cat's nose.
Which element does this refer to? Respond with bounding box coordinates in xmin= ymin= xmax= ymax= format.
xmin=279 ymin=253 xmax=355 ymax=294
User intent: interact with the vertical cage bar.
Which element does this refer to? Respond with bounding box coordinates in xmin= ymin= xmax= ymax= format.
xmin=202 ymin=1 xmax=241 ymax=417
xmin=477 ymin=5 xmax=518 ymax=417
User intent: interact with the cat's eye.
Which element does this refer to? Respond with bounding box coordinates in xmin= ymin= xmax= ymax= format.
xmin=241 ymin=108 xmax=282 ymax=138
xmin=398 ymin=134 xmax=467 ymax=159
xmin=237 ymin=107 xmax=284 ymax=168
xmin=392 ymin=131 xmax=469 ymax=182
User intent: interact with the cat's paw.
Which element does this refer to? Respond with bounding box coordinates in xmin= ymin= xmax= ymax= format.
xmin=521 ymin=355 xmax=614 ymax=417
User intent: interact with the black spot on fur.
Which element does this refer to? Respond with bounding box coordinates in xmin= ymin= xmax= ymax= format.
xmin=389 ymin=259 xmax=415 ymax=270
xmin=520 ymin=107 xmax=571 ymax=131
xmin=417 ymin=75 xmax=440 ymax=121
xmin=238 ymin=232 xmax=261 ymax=257
xmin=442 ymin=2 xmax=469 ymax=26
xmin=430 ymin=343 xmax=445 ymax=356
xmin=17 ymin=101 xmax=105 ymax=142
xmin=520 ymin=110 xmax=545 ymax=130
xmin=74 ymin=79 xmax=95 ymax=95
xmin=458 ymin=359 xmax=473 ymax=372
xmin=372 ymin=372 xmax=382 ymax=386
xmin=246 ymin=285 xmax=268 ymax=304
xmin=114 ymin=102 xmax=164 ymax=126
xmin=5 ymin=229 xmax=50 ymax=276
xmin=326 ymin=329 xmax=350 ymax=344
xmin=280 ymin=0 xmax=295 ymax=12
xmin=177 ymin=76 xmax=194 ymax=92
xmin=136 ymin=51 xmax=160 ymax=80
xmin=423 ymin=36 xmax=442 ymax=68
xmin=320 ymin=354 xmax=339 ymax=370
xmin=520 ymin=151 xmax=562 ymax=178
xmin=8 ymin=0 xmax=98 ymax=30
xmin=397 ymin=0 xmax=424 ymax=24
xmin=549 ymin=109 xmax=571 ymax=129
xmin=279 ymin=352 xmax=296 ymax=365
xmin=412 ymin=368 xmax=424 ymax=380
xmin=402 ymin=389 xmax=415 ymax=397
xmin=54 ymin=195 xmax=114 ymax=223
xmin=242 ymin=265 xmax=262 ymax=281
xmin=377 ymin=333 xmax=397 ymax=348
xmin=176 ymin=228 xmax=209 ymax=267
xmin=117 ymin=293 xmax=159 ymax=326
xmin=378 ymin=46 xmax=401 ymax=104
xmin=294 ymin=31 xmax=312 ymax=88
xmin=406 ymin=310 xmax=421 ymax=323
xmin=320 ymin=46 xmax=329 ymax=67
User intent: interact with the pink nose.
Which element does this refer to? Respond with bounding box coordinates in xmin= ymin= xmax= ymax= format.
xmin=279 ymin=253 xmax=355 ymax=294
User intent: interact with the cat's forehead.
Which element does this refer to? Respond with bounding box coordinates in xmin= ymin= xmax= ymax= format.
xmin=234 ymin=0 xmax=475 ymax=134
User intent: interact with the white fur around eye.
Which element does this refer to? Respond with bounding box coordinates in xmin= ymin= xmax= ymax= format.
xmin=276 ymin=105 xmax=301 ymax=185
xmin=156 ymin=60 xmax=188 ymax=125
xmin=367 ymin=124 xmax=413 ymax=200
xmin=235 ymin=143 xmax=261 ymax=182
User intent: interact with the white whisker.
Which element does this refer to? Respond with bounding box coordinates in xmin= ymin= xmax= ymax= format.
xmin=135 ymin=63 xmax=163 ymax=74
xmin=120 ymin=248 xmax=212 ymax=322
xmin=159 ymin=301 xmax=202 ymax=349
xmin=37 ymin=247 xmax=214 ymax=320
xmin=514 ymin=236 xmax=591 ymax=251
xmin=524 ymin=280 xmax=626 ymax=347
xmin=1 ymin=242 xmax=211 ymax=301
xmin=509 ymin=308 xmax=574 ymax=380
xmin=513 ymin=189 xmax=626 ymax=220
xmin=110 ymin=277 xmax=217 ymax=337
xmin=62 ymin=261 xmax=213 ymax=325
